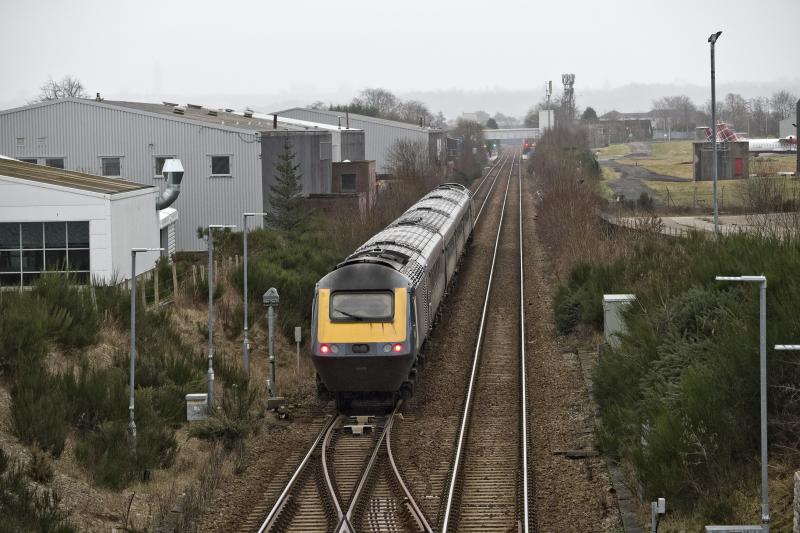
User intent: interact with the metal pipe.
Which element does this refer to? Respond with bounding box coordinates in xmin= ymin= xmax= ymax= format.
xmin=128 ymin=247 xmax=162 ymax=451
xmin=242 ymin=213 xmax=269 ymax=377
xmin=709 ymin=32 xmax=722 ymax=237
xmin=268 ymin=304 xmax=275 ymax=395
xmin=155 ymin=159 xmax=184 ymax=210
xmin=795 ymin=99 xmax=799 ymax=177
xmin=207 ymin=224 xmax=235 ymax=407
xmin=715 ymin=274 xmax=768 ymax=531
xmin=759 ymin=278 xmax=769 ymax=531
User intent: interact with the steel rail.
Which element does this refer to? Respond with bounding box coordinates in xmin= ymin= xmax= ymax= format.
xmin=323 ymin=415 xmax=351 ymax=531
xmin=440 ymin=156 xmax=515 ymax=532
xmin=257 ymin=414 xmax=337 ymax=533
xmin=386 ymin=423 xmax=435 ymax=533
xmin=473 ymin=152 xmax=507 ymax=197
xmin=518 ymin=152 xmax=531 ymax=532
xmin=474 ymin=156 xmax=510 ymax=225
xmin=334 ymin=402 xmax=403 ymax=533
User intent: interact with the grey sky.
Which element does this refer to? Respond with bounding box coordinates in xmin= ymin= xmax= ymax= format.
xmin=1 ymin=0 xmax=798 ymax=115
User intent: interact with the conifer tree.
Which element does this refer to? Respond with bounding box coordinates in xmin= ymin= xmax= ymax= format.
xmin=266 ymin=139 xmax=309 ymax=232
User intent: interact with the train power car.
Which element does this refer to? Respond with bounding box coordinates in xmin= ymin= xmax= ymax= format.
xmin=311 ymin=183 xmax=474 ymax=409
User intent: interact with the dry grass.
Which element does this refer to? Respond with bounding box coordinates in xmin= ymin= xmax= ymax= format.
xmin=595 ymin=143 xmax=631 ymax=159
xmin=618 ymin=141 xmax=694 ymax=179
xmin=647 ymin=176 xmax=800 ymax=211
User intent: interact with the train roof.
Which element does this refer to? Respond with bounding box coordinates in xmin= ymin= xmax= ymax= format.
xmin=337 ymin=183 xmax=471 ymax=285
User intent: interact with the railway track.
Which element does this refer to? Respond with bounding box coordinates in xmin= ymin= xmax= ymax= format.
xmin=439 ymin=151 xmax=532 ymax=532
xmin=253 ymin=403 xmax=432 ymax=533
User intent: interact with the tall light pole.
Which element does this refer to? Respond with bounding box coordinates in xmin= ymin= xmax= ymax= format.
xmin=709 ymin=30 xmax=723 ymax=237
xmin=128 ymin=247 xmax=163 ymax=450
xmin=207 ymin=224 xmax=236 ymax=407
xmin=242 ymin=212 xmax=269 ymax=377
xmin=715 ymin=275 xmax=768 ymax=532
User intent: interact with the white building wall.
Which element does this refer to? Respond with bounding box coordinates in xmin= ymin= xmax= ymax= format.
xmin=0 ymin=176 xmax=160 ymax=282
xmin=0 ymin=99 xmax=263 ymax=251
xmin=110 ymin=190 xmax=161 ymax=280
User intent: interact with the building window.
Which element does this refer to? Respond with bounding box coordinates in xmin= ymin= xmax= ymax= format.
xmin=101 ymin=157 xmax=121 ymax=176
xmin=19 ymin=158 xmax=38 ymax=164
xmin=341 ymin=173 xmax=357 ymax=193
xmin=45 ymin=158 xmax=65 ymax=169
xmin=0 ymin=221 xmax=90 ymax=288
xmin=15 ymin=138 xmax=24 ymax=148
xmin=211 ymin=156 xmax=230 ymax=176
xmin=155 ymin=156 xmax=176 ymax=178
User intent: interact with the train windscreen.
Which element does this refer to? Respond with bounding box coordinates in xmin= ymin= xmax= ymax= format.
xmin=330 ymin=291 xmax=394 ymax=322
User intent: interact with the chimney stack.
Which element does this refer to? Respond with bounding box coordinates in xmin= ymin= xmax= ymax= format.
xmin=273 ymin=114 xmax=278 ymax=129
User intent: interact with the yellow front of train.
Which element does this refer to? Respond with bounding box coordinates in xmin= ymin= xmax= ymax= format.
xmin=311 ymin=262 xmax=415 ymax=400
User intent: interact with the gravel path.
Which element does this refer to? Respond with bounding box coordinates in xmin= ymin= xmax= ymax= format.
xmin=522 ymin=172 xmax=621 ymax=532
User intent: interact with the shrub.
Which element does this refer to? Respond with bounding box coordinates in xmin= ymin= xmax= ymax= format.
xmin=190 ymin=379 xmax=258 ymax=449
xmin=0 ymin=292 xmax=49 ymax=373
xmin=0 ymin=447 xmax=76 ymax=533
xmin=76 ymin=389 xmax=177 ymax=490
xmin=27 ymin=449 xmax=54 ymax=484
xmin=58 ymin=363 xmax=128 ymax=430
xmin=11 ymin=365 xmax=69 ymax=457
xmin=33 ymin=273 xmax=100 ymax=349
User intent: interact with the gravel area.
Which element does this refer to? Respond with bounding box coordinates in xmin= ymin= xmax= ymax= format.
xmin=522 ymin=172 xmax=621 ymax=532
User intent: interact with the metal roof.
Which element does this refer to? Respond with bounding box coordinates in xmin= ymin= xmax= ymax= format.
xmin=0 ymin=157 xmax=151 ymax=195
xmin=102 ymin=100 xmax=310 ymax=132
xmin=275 ymin=107 xmax=444 ymax=133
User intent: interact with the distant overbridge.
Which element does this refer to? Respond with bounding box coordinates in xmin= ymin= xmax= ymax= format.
xmin=483 ymin=128 xmax=541 ymax=142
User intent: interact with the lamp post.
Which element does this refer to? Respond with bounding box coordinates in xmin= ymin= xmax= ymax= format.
xmin=242 ymin=212 xmax=269 ymax=377
xmin=709 ymin=30 xmax=723 ymax=237
xmin=715 ymin=275 xmax=768 ymax=531
xmin=206 ymin=224 xmax=236 ymax=408
xmin=128 ymin=247 xmax=163 ymax=450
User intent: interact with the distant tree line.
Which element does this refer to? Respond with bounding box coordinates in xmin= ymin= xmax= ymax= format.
xmin=309 ymin=88 xmax=447 ymax=128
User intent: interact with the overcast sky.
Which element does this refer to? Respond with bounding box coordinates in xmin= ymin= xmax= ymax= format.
xmin=1 ymin=0 xmax=798 ymax=115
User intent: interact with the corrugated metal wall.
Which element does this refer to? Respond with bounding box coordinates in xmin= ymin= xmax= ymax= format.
xmin=0 ymin=100 xmax=263 ymax=251
xmin=278 ymin=109 xmax=433 ymax=173
xmin=261 ymin=131 xmax=332 ymax=210
xmin=341 ymin=130 xmax=366 ymax=161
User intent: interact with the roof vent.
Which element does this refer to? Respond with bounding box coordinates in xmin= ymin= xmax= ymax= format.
xmin=243 ymin=109 xmax=254 ymax=118
xmin=224 ymin=108 xmax=233 ymax=113
xmin=207 ymin=110 xmax=218 ymax=116
xmin=173 ymin=106 xmax=186 ymax=115
xmin=163 ymin=101 xmax=178 ymax=107
xmin=187 ymin=103 xmax=202 ymax=109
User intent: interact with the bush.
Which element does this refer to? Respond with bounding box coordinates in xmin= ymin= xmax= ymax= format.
xmin=0 ymin=292 xmax=50 ymax=373
xmin=27 ymin=449 xmax=54 ymax=484
xmin=33 ymin=273 xmax=100 ymax=349
xmin=190 ymin=379 xmax=258 ymax=449
xmin=11 ymin=365 xmax=69 ymax=457
xmin=58 ymin=363 xmax=128 ymax=430
xmin=76 ymin=389 xmax=177 ymax=490
xmin=0 ymin=447 xmax=76 ymax=533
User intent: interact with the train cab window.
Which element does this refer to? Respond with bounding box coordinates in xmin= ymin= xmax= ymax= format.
xmin=331 ymin=291 xmax=394 ymax=322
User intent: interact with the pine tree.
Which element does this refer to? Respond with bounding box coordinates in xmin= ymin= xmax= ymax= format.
xmin=266 ymin=139 xmax=309 ymax=232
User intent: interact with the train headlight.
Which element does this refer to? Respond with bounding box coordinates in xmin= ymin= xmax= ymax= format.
xmin=320 ymin=344 xmax=330 ymax=354
xmin=392 ymin=343 xmax=404 ymax=353
xmin=383 ymin=344 xmax=392 ymax=353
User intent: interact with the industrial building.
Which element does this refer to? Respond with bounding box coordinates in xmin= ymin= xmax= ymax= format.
xmin=0 ymin=98 xmax=367 ymax=251
xmin=274 ymin=107 xmax=446 ymax=174
xmin=0 ymin=157 xmax=163 ymax=287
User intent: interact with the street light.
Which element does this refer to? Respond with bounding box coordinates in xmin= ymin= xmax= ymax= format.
xmin=709 ymin=30 xmax=723 ymax=237
xmin=206 ymin=224 xmax=236 ymax=407
xmin=715 ymin=275 xmax=769 ymax=531
xmin=242 ymin=212 xmax=270 ymax=377
xmin=128 ymin=247 xmax=163 ymax=450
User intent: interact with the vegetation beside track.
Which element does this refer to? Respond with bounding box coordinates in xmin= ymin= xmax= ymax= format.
xmin=532 ymin=127 xmax=800 ymax=529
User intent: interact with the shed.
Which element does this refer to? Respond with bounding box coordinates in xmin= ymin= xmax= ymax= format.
xmin=0 ymin=157 xmax=161 ymax=286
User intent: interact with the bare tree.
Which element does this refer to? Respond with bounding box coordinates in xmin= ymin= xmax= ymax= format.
xmin=451 ymin=118 xmax=487 ymax=181
xmin=306 ymin=101 xmax=326 ymax=110
xmin=395 ymin=100 xmax=433 ymax=126
xmin=34 ymin=75 xmax=88 ymax=102
xmin=386 ymin=138 xmax=436 ymax=178
xmin=353 ymin=88 xmax=398 ymax=118
xmin=770 ymin=90 xmax=798 ymax=119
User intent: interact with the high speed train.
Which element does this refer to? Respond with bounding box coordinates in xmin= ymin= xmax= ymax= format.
xmin=311 ymin=183 xmax=474 ymax=409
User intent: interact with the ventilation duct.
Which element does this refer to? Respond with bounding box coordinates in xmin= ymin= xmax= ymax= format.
xmin=156 ymin=159 xmax=184 ymax=210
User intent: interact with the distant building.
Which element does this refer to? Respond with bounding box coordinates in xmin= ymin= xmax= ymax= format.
xmin=0 ymin=157 xmax=162 ymax=287
xmin=539 ymin=110 xmax=555 ymax=131
xmin=0 ymin=99 xmax=366 ymax=251
xmin=693 ymin=141 xmax=749 ymax=181
xmin=274 ymin=107 xmax=446 ymax=175
xmin=590 ymin=118 xmax=653 ymax=145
